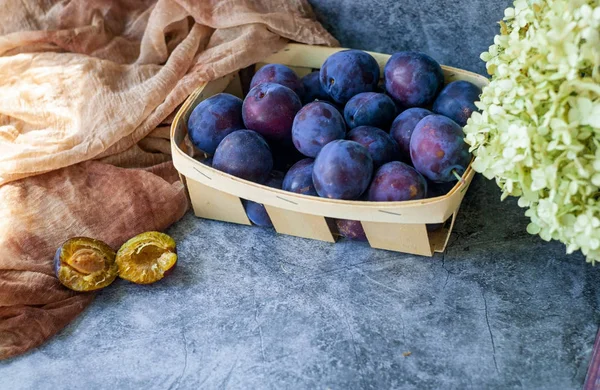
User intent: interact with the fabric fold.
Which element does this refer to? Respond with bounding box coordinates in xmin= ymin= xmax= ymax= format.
xmin=0 ymin=0 xmax=338 ymax=185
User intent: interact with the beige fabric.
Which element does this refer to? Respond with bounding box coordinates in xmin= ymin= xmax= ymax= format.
xmin=0 ymin=0 xmax=338 ymax=184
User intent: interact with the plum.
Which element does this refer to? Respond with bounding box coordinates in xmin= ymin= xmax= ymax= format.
xmin=187 ymin=93 xmax=244 ymax=154
xmin=384 ymin=52 xmax=444 ymax=108
xmin=292 ymin=101 xmax=346 ymax=158
xmin=322 ymin=100 xmax=345 ymax=116
xmin=343 ymin=92 xmax=396 ymax=129
xmin=116 ymin=232 xmax=177 ymax=284
xmin=301 ymin=71 xmax=330 ymax=104
xmin=250 ymin=64 xmax=304 ymax=98
xmin=54 ymin=237 xmax=118 ymax=292
xmin=312 ymin=140 xmax=373 ymax=200
xmin=245 ymin=201 xmax=272 ymax=227
xmin=433 ymin=80 xmax=482 ymax=126
xmin=336 ymin=219 xmax=368 ymax=241
xmin=367 ymin=161 xmax=427 ymax=202
xmin=389 ymin=108 xmax=432 ymax=160
xmin=244 ymin=171 xmax=284 ymax=227
xmin=320 ymin=50 xmax=380 ymax=104
xmin=346 ymin=126 xmax=399 ymax=168
xmin=410 ymin=115 xmax=471 ymax=182
xmin=212 ymin=130 xmax=273 ymax=183
xmin=242 ymin=82 xmax=302 ymax=142
xmin=282 ymin=158 xmax=318 ymax=196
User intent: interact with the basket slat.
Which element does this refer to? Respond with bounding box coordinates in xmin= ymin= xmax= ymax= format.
xmin=363 ymin=222 xmax=433 ymax=256
xmin=187 ymin=179 xmax=251 ymax=226
xmin=265 ymin=205 xmax=336 ymax=243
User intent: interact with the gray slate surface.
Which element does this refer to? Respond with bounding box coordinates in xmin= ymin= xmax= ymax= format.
xmin=1 ymin=175 xmax=599 ymax=389
xmin=309 ymin=0 xmax=514 ymax=75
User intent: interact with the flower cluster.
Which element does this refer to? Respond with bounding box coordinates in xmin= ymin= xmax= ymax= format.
xmin=464 ymin=0 xmax=600 ymax=263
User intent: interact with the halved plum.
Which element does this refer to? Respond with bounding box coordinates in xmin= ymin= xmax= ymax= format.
xmin=115 ymin=232 xmax=177 ymax=284
xmin=54 ymin=237 xmax=118 ymax=292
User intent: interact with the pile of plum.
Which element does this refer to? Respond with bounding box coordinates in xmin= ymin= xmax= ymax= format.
xmin=187 ymin=49 xmax=481 ymax=241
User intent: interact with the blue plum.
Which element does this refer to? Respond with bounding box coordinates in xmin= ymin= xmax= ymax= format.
xmin=187 ymin=93 xmax=244 ymax=154
xmin=343 ymin=92 xmax=396 ymax=129
xmin=292 ymin=101 xmax=346 ymax=158
xmin=410 ymin=115 xmax=471 ymax=182
xmin=384 ymin=52 xmax=444 ymax=108
xmin=389 ymin=108 xmax=432 ymax=160
xmin=322 ymin=100 xmax=345 ymax=116
xmin=242 ymin=82 xmax=302 ymax=142
xmin=320 ymin=50 xmax=380 ymax=104
xmin=250 ymin=64 xmax=304 ymax=98
xmin=336 ymin=219 xmax=368 ymax=241
xmin=212 ymin=130 xmax=273 ymax=183
xmin=245 ymin=201 xmax=272 ymax=227
xmin=433 ymin=80 xmax=482 ymax=126
xmin=282 ymin=158 xmax=318 ymax=196
xmin=300 ymin=71 xmax=330 ymax=104
xmin=346 ymin=126 xmax=399 ymax=168
xmin=312 ymin=140 xmax=373 ymax=200
xmin=245 ymin=171 xmax=284 ymax=227
xmin=367 ymin=161 xmax=427 ymax=202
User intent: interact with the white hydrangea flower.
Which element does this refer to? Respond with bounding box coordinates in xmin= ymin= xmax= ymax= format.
xmin=464 ymin=0 xmax=600 ymax=264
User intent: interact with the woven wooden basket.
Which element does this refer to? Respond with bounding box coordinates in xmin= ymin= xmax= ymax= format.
xmin=171 ymin=43 xmax=488 ymax=256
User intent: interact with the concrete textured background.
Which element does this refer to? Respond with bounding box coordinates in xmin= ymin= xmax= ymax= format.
xmin=1 ymin=175 xmax=599 ymax=389
xmin=1 ymin=1 xmax=600 ymax=389
xmin=309 ymin=0 xmax=514 ymax=75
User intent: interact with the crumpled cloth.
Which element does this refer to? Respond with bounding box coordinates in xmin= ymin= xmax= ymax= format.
xmin=0 ymin=0 xmax=337 ymax=360
xmin=0 ymin=161 xmax=188 ymax=359
xmin=0 ymin=0 xmax=337 ymax=183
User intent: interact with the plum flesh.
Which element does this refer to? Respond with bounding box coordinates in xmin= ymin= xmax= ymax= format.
xmin=54 ymin=237 xmax=118 ymax=292
xmin=116 ymin=232 xmax=177 ymax=285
